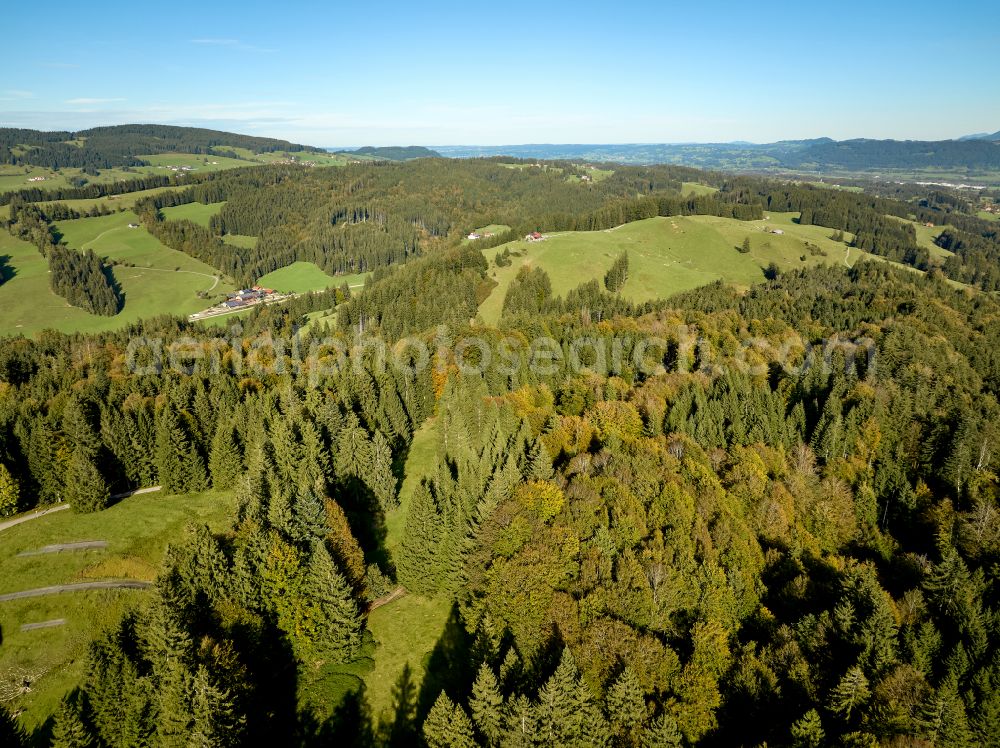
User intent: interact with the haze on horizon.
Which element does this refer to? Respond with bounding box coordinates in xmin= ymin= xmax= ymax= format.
xmin=3 ymin=0 xmax=998 ymax=146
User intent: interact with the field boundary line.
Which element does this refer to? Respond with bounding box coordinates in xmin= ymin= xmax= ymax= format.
xmin=0 ymin=580 xmax=152 ymax=602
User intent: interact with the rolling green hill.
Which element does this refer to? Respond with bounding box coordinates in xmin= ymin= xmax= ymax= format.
xmin=478 ymin=213 xmax=865 ymax=324
xmin=0 ymin=212 xmax=233 ymax=336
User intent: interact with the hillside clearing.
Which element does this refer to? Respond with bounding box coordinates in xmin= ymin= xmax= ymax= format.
xmin=160 ymin=200 xmax=226 ymax=227
xmin=0 ymin=489 xmax=236 ymax=731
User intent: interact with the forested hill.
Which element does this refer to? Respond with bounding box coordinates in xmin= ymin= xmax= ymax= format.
xmin=0 ymin=124 xmax=323 ymax=169
xmin=341 ymin=145 xmax=443 ymax=160
xmin=789 ymin=137 xmax=1000 ymax=170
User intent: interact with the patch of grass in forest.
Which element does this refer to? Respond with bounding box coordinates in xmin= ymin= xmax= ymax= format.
xmin=360 ymin=418 xmax=444 ymax=720
xmin=159 ymin=200 xmax=225 ymax=227
xmin=363 ymin=594 xmax=451 ymax=721
xmin=680 ymin=181 xmax=718 ymax=195
xmin=222 ymin=233 xmax=257 ymax=248
xmin=257 ymin=262 xmax=340 ymax=293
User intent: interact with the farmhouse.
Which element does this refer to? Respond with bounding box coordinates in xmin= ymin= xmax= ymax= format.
xmin=467 ymin=232 xmax=482 ymax=240
xmin=771 ymin=229 xmax=785 ymax=235
xmin=127 ymin=223 xmax=140 ymax=229
xmin=525 ymin=231 xmax=545 ymax=242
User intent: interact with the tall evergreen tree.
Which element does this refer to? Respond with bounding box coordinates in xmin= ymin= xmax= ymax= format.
xmin=155 ymin=404 xmax=207 ymax=494
xmin=188 ymin=664 xmax=244 ymax=748
xmin=65 ymin=448 xmax=110 ymax=513
xmin=470 ymin=663 xmax=504 ymax=746
xmin=607 ymin=667 xmax=646 ymax=747
xmin=303 ymin=541 xmax=363 ymax=662
xmin=208 ymin=421 xmax=243 ymax=490
xmin=50 ymin=695 xmax=96 ymax=748
xmin=423 ymin=692 xmax=477 ymax=748
xmin=536 ymin=649 xmax=609 ymax=746
xmin=397 ymin=482 xmax=444 ymax=594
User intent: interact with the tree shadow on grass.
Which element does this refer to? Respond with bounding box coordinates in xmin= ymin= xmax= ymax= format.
xmin=0 ymin=255 xmax=15 ymax=284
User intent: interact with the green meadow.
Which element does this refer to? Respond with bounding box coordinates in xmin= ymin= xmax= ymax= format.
xmin=160 ymin=200 xmax=226 ymax=227
xmin=0 ymin=489 xmax=236 ymax=732
xmin=223 ymin=233 xmax=258 ymax=248
xmin=257 ymin=262 xmax=369 ymax=293
xmin=476 ymin=211 xmax=905 ymax=324
xmin=681 ymin=181 xmax=718 ymax=196
xmin=0 ymin=212 xmax=233 ymax=336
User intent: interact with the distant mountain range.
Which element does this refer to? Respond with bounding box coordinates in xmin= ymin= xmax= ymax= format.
xmin=434 ymin=135 xmax=1000 ymax=172
xmin=958 ymin=131 xmax=1000 ymax=142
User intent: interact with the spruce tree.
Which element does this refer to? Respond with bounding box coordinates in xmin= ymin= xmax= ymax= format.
xmin=50 ymin=695 xmax=95 ymax=748
xmin=536 ymin=648 xmax=609 ymax=746
xmin=607 ymin=667 xmax=646 ymax=746
xmin=62 ymin=396 xmax=101 ymax=461
xmin=397 ymin=481 xmax=444 ymax=594
xmin=188 ymin=664 xmax=244 ymax=748
xmin=367 ymin=430 xmax=398 ymax=510
xmin=790 ymin=709 xmax=825 ymax=748
xmin=208 ymin=422 xmax=243 ymax=490
xmin=155 ymin=404 xmax=207 ymax=494
xmin=423 ymin=692 xmax=477 ymax=748
xmin=304 ymin=541 xmax=362 ymax=662
xmin=65 ymin=448 xmax=110 ymax=513
xmin=470 ymin=663 xmax=504 ymax=746
xmin=919 ymin=677 xmax=974 ymax=747
xmin=643 ymin=714 xmax=682 ymax=747
xmin=830 ymin=666 xmax=870 ymax=721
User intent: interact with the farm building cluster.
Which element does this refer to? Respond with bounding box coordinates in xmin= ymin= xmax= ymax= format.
xmin=466 ymin=230 xmax=498 ymax=241
xmin=525 ymin=231 xmax=546 ymax=242
xmin=222 ymin=286 xmax=278 ymax=309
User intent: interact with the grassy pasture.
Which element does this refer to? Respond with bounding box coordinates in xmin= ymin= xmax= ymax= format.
xmin=223 ymin=233 xmax=258 ymax=248
xmin=38 ymin=185 xmax=189 ymax=213
xmin=0 ymin=213 xmax=233 ymax=337
xmin=0 ymin=149 xmax=354 ymax=201
xmin=0 ymin=489 xmax=236 ymax=731
xmin=978 ymin=210 xmax=999 ymax=222
xmin=257 ymin=262 xmax=338 ymax=293
xmin=140 ymin=153 xmax=248 ymax=172
xmin=478 ymin=216 xmax=766 ymax=324
xmin=475 ymin=211 xmax=917 ymax=325
xmin=160 ymin=200 xmax=225 ymax=227
xmin=681 ymin=181 xmax=718 ymax=196
xmin=257 ymin=263 xmax=369 ymax=293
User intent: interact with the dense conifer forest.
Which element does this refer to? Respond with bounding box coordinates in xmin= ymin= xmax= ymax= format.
xmin=2 ymin=148 xmax=1000 ymax=746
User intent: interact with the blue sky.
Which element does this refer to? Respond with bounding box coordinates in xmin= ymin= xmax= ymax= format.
xmin=2 ymin=0 xmax=998 ymax=146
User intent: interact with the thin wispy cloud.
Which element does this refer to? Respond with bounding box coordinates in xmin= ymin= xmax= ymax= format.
xmin=66 ymin=97 xmax=126 ymax=105
xmin=0 ymin=90 xmax=34 ymax=101
xmin=190 ymin=38 xmax=275 ymax=53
